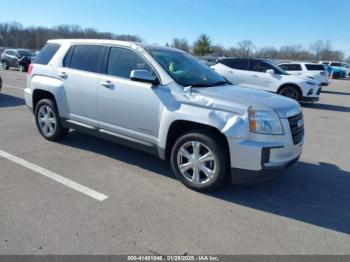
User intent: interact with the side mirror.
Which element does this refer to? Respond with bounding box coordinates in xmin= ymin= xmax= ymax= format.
xmin=266 ymin=69 xmax=275 ymax=75
xmin=130 ymin=70 xmax=158 ymax=85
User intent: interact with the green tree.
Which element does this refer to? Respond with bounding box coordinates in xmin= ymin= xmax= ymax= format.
xmin=193 ymin=34 xmax=213 ymax=56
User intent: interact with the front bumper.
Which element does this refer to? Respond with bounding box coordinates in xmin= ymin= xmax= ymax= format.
xmin=301 ymin=86 xmax=321 ymax=102
xmin=231 ymin=152 xmax=300 ymax=184
xmin=226 ymin=117 xmax=303 ymax=184
xmin=300 ymin=96 xmax=319 ymax=102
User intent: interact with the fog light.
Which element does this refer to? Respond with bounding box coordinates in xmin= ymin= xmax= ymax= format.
xmin=307 ymin=89 xmax=314 ymax=95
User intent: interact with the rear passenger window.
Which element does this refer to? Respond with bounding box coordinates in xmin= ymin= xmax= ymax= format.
xmin=107 ymin=47 xmax=153 ymax=79
xmin=279 ymin=64 xmax=302 ymax=71
xmin=34 ymin=44 xmax=60 ymax=65
xmin=220 ymin=59 xmax=248 ymax=70
xmin=305 ymin=64 xmax=325 ymax=71
xmin=330 ymin=63 xmax=341 ymax=67
xmin=69 ymin=45 xmax=105 ymax=73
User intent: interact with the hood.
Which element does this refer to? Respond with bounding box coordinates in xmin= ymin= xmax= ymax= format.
xmin=172 ymin=84 xmax=300 ymax=118
xmin=283 ymin=74 xmax=319 ymax=84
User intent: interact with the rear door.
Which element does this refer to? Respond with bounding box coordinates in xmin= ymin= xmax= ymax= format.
xmin=55 ymin=44 xmax=106 ymax=127
xmin=217 ymin=59 xmax=249 ymax=85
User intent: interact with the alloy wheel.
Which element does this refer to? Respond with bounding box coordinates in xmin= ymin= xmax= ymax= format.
xmin=37 ymin=105 xmax=57 ymax=137
xmin=280 ymin=87 xmax=299 ymax=100
xmin=177 ymin=141 xmax=216 ymax=185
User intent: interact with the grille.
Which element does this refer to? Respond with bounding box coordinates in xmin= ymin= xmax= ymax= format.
xmin=288 ymin=113 xmax=304 ymax=145
xmin=316 ymin=88 xmax=322 ymax=95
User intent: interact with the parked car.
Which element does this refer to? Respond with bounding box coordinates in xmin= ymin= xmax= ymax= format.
xmin=1 ymin=48 xmax=35 ymax=72
xmin=278 ymin=62 xmax=329 ymax=86
xmin=211 ymin=58 xmax=321 ymax=102
xmin=320 ymin=61 xmax=350 ymax=77
xmin=322 ymin=64 xmax=346 ymax=79
xmin=25 ymin=39 xmax=304 ymax=191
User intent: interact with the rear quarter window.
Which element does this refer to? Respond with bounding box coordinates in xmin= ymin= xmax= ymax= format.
xmin=34 ymin=43 xmax=61 ymax=65
xmin=68 ymin=45 xmax=106 ymax=73
xmin=330 ymin=63 xmax=341 ymax=67
xmin=279 ymin=64 xmax=302 ymax=71
xmin=305 ymin=64 xmax=325 ymax=71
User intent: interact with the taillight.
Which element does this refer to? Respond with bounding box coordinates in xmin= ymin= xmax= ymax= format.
xmin=28 ymin=64 xmax=33 ymax=76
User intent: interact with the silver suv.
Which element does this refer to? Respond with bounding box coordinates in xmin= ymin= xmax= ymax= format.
xmin=25 ymin=39 xmax=304 ymax=191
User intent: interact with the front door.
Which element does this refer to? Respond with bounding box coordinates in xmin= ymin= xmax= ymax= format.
xmin=97 ymin=46 xmax=161 ymax=144
xmin=247 ymin=60 xmax=279 ymax=91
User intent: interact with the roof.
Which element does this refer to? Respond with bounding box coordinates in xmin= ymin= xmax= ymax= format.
xmin=47 ymin=39 xmax=181 ymax=52
xmin=278 ymin=61 xmax=320 ymax=65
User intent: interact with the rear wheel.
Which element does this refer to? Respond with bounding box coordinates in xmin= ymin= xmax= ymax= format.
xmin=19 ymin=64 xmax=27 ymax=72
xmin=170 ymin=130 xmax=229 ymax=192
xmin=332 ymin=72 xmax=340 ymax=79
xmin=2 ymin=61 xmax=9 ymax=70
xmin=278 ymin=86 xmax=301 ymax=101
xmin=35 ymin=99 xmax=69 ymax=141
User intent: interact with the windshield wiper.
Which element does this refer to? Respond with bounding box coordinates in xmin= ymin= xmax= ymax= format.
xmin=189 ymin=80 xmax=230 ymax=88
xmin=208 ymin=80 xmax=231 ymax=86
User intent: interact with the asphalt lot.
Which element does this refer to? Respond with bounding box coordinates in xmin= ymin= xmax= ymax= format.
xmin=0 ymin=69 xmax=350 ymax=255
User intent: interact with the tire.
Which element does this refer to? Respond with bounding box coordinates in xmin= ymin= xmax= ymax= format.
xmin=170 ymin=130 xmax=229 ymax=192
xmin=278 ymin=85 xmax=301 ymax=101
xmin=19 ymin=64 xmax=27 ymax=72
xmin=332 ymin=72 xmax=340 ymax=79
xmin=2 ymin=61 xmax=9 ymax=70
xmin=35 ymin=99 xmax=69 ymax=141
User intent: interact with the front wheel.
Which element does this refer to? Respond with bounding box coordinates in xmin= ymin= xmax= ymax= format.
xmin=2 ymin=61 xmax=9 ymax=70
xmin=170 ymin=131 xmax=229 ymax=192
xmin=278 ymin=86 xmax=301 ymax=101
xmin=35 ymin=99 xmax=69 ymax=141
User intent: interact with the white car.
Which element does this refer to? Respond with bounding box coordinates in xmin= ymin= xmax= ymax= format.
xmin=320 ymin=61 xmax=350 ymax=77
xmin=278 ymin=62 xmax=329 ymax=86
xmin=212 ymin=58 xmax=321 ymax=102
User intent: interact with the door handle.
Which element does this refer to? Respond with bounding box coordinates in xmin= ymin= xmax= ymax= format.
xmin=58 ymin=71 xmax=67 ymax=78
xmin=228 ymin=71 xmax=234 ymax=74
xmin=252 ymin=75 xmax=258 ymax=78
xmin=101 ymin=80 xmax=114 ymax=89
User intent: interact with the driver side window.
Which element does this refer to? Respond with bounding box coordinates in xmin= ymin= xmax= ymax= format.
xmin=107 ymin=47 xmax=154 ymax=79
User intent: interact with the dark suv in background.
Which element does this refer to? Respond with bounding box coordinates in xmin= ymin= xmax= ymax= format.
xmin=1 ymin=49 xmax=36 ymax=72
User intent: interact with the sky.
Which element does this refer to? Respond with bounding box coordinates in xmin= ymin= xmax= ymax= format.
xmin=0 ymin=0 xmax=349 ymax=56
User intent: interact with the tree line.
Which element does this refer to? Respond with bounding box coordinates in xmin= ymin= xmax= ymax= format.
xmin=0 ymin=22 xmax=348 ymax=62
xmin=169 ymin=34 xmax=349 ymax=62
xmin=0 ymin=22 xmax=141 ymax=50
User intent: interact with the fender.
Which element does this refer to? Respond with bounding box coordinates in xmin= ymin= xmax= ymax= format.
xmin=31 ymin=75 xmax=69 ymax=118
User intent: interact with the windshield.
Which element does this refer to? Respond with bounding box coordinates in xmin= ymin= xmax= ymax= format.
xmin=147 ymin=48 xmax=228 ymax=87
xmin=18 ymin=49 xmax=33 ymax=57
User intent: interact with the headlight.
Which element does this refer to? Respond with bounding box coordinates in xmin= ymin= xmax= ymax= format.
xmin=306 ymin=81 xmax=316 ymax=85
xmin=249 ymin=107 xmax=283 ymax=135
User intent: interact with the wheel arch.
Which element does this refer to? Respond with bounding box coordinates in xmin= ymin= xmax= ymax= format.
xmin=163 ymin=120 xmax=230 ymax=163
xmin=277 ymin=83 xmax=303 ymax=96
xmin=32 ymin=89 xmax=58 ymax=113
